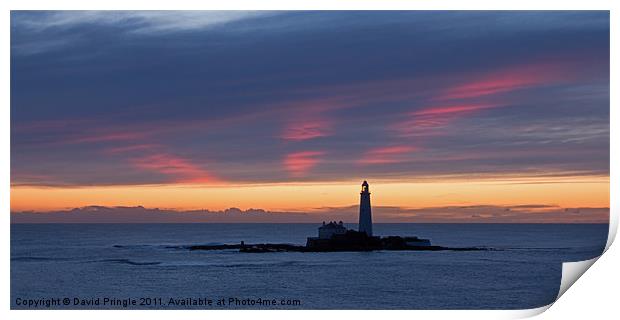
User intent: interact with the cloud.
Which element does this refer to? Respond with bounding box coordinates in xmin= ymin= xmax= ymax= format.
xmin=104 ymin=144 xmax=160 ymax=154
xmin=70 ymin=132 xmax=147 ymax=144
xmin=129 ymin=153 xmax=218 ymax=183
xmin=12 ymin=11 xmax=274 ymax=34
xmin=315 ymin=204 xmax=609 ymax=223
xmin=284 ymin=151 xmax=325 ymax=177
xmin=393 ymin=104 xmax=498 ymax=137
xmin=10 ymin=206 xmax=327 ymax=224
xmin=11 ymin=11 xmax=278 ymax=56
xmin=436 ymin=62 xmax=575 ymax=101
xmin=358 ymin=146 xmax=417 ymax=165
xmin=11 ymin=122 xmax=154 ymax=147
xmin=281 ymin=118 xmax=332 ymax=141
xmin=10 ymin=204 xmax=609 ymax=224
xmin=411 ymin=104 xmax=497 ymax=117
xmin=10 ymin=173 xmax=58 ymax=187
xmin=10 ymin=38 xmax=75 ymax=56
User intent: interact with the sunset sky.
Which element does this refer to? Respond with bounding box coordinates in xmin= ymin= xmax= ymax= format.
xmin=10 ymin=11 xmax=609 ymax=222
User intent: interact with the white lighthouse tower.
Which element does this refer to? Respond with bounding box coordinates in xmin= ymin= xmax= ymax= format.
xmin=358 ymin=180 xmax=373 ymax=236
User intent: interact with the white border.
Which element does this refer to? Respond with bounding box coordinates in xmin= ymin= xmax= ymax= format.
xmin=2 ymin=1 xmax=617 ymax=319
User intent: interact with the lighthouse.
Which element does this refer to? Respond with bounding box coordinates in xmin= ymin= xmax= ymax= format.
xmin=358 ymin=180 xmax=373 ymax=236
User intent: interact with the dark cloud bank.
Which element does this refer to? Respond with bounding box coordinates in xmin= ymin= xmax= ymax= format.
xmin=11 ymin=205 xmax=609 ymax=224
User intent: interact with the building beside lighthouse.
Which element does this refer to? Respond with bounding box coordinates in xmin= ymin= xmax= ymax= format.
xmin=318 ymin=221 xmax=347 ymax=239
xmin=358 ymin=180 xmax=373 ymax=236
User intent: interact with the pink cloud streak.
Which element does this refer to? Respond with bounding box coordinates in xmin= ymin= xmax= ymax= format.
xmin=394 ymin=104 xmax=498 ymax=137
xmin=130 ymin=153 xmax=218 ymax=184
xmin=358 ymin=146 xmax=417 ymax=165
xmin=281 ymin=119 xmax=332 ymax=141
xmin=437 ymin=62 xmax=575 ymax=101
xmin=104 ymin=144 xmax=160 ymax=154
xmin=70 ymin=132 xmax=146 ymax=144
xmin=284 ymin=151 xmax=325 ymax=177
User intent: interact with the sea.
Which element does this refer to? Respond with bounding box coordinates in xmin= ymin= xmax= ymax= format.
xmin=11 ymin=223 xmax=608 ymax=310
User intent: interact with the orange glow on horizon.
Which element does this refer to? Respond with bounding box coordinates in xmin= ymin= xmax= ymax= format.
xmin=10 ymin=176 xmax=610 ymax=214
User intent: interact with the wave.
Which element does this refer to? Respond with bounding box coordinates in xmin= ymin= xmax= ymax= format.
xmin=11 ymin=256 xmax=71 ymax=262
xmin=95 ymin=258 xmax=161 ymax=266
xmin=113 ymin=244 xmax=189 ymax=250
xmin=13 ymin=255 xmax=163 ymax=266
xmin=158 ymin=260 xmax=303 ymax=268
xmin=112 ymin=244 xmax=162 ymax=249
xmin=502 ymin=245 xmax=604 ymax=251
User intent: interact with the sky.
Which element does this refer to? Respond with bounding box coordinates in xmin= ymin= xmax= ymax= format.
xmin=10 ymin=11 xmax=610 ymax=222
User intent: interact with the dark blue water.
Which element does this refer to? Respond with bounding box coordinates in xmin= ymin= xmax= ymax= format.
xmin=11 ymin=223 xmax=608 ymax=309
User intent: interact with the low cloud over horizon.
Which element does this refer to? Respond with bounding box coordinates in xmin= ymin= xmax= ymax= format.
xmin=11 ymin=204 xmax=609 ymax=224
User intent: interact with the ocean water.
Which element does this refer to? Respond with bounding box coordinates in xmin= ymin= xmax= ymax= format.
xmin=11 ymin=223 xmax=608 ymax=310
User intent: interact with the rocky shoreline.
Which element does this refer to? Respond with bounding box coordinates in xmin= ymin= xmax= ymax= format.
xmin=188 ymin=242 xmax=494 ymax=253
